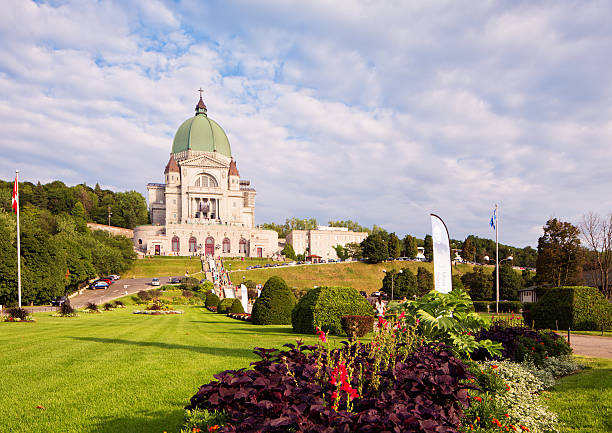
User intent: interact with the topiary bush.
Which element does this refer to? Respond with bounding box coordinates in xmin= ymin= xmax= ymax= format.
xmin=252 ymin=276 xmax=296 ymax=325
xmin=292 ymin=286 xmax=374 ymax=335
xmin=530 ymin=286 xmax=611 ymax=331
xmin=179 ymin=277 xmax=201 ymax=290
xmin=229 ymin=298 xmax=245 ymax=314
xmin=341 ymin=315 xmax=375 ymax=337
xmin=205 ymin=292 xmax=220 ymax=308
xmin=217 ymin=298 xmax=234 ymax=314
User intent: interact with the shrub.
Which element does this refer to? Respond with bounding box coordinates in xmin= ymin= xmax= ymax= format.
xmin=182 ymin=290 xmax=194 ymax=298
xmin=530 ymin=286 xmax=611 ymax=330
xmin=8 ymin=307 xmax=29 ymax=321
xmin=252 ymin=276 xmax=296 ymax=325
xmin=85 ymin=302 xmax=98 ymax=312
xmin=247 ymin=288 xmax=258 ymax=299
xmin=205 ymin=292 xmax=220 ymax=308
xmin=341 ymin=315 xmax=375 ymax=338
xmin=229 ymin=298 xmax=245 ymax=314
xmin=187 ymin=342 xmax=472 ymax=432
xmin=179 ymin=277 xmax=200 ymax=290
xmin=292 ymin=286 xmax=374 ymax=335
xmin=200 ymin=280 xmax=215 ymax=292
xmin=217 ymin=298 xmax=235 ymax=314
xmin=473 ymin=325 xmax=571 ymax=365
xmin=113 ymin=300 xmax=125 ymax=308
xmin=160 ymin=284 xmax=175 ymax=291
xmin=243 ymin=279 xmax=257 ymax=289
xmin=472 ymin=301 xmax=490 ymax=312
xmin=137 ymin=290 xmax=151 ymax=302
xmin=149 ymin=289 xmax=162 ymax=299
xmin=59 ymin=303 xmax=76 ymax=316
xmin=103 ymin=302 xmax=114 ymax=311
xmin=497 ymin=301 xmax=522 ymax=313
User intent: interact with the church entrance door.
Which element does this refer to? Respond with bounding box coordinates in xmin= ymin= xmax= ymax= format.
xmin=257 ymin=247 xmax=263 ymax=258
xmin=155 ymin=245 xmax=160 ymax=255
xmin=205 ymin=237 xmax=214 ymax=255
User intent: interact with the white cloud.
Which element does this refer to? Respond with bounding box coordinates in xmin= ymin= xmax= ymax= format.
xmin=1 ymin=0 xmax=612 ymax=247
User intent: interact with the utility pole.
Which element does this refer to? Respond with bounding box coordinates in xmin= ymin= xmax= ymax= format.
xmin=107 ymin=206 xmax=112 ymax=227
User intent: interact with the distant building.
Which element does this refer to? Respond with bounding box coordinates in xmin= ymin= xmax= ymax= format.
xmin=286 ymin=227 xmax=368 ymax=260
xmin=133 ymin=93 xmax=278 ymax=257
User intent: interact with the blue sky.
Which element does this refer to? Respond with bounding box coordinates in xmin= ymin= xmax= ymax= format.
xmin=2 ymin=0 xmax=612 ymax=247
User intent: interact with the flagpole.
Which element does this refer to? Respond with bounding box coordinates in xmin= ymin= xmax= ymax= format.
xmin=16 ymin=170 xmax=21 ymax=308
xmin=495 ymin=203 xmax=499 ymax=314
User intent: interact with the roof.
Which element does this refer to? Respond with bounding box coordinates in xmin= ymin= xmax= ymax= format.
xmin=171 ymin=98 xmax=232 ymax=157
xmin=164 ymin=154 xmax=179 ymax=173
xmin=228 ymin=159 xmax=239 ymax=176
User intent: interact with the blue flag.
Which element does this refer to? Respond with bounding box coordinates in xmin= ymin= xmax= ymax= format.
xmin=490 ymin=208 xmax=496 ymax=230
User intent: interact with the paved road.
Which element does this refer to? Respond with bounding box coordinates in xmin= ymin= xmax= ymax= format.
xmin=69 ymin=277 xmax=175 ymax=308
xmin=561 ymin=334 xmax=612 ymax=359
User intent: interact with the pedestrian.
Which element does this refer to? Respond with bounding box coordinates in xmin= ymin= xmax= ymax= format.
xmin=374 ymin=295 xmax=385 ymax=318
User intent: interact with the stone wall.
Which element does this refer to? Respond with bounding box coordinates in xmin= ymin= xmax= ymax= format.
xmin=87 ymin=223 xmax=134 ymax=239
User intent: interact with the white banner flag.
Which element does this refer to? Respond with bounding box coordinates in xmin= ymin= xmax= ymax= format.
xmin=240 ymin=284 xmax=248 ymax=312
xmin=430 ymin=214 xmax=452 ymax=293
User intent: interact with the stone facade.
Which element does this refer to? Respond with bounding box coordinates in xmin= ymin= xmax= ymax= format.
xmin=286 ymin=226 xmax=368 ymax=260
xmin=133 ymin=95 xmax=278 ymax=257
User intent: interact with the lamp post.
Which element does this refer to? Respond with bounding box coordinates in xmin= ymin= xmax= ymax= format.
xmin=382 ymin=269 xmax=403 ymax=301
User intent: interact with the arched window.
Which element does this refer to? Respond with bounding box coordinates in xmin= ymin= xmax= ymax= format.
xmin=189 ymin=236 xmax=197 ymax=253
xmin=171 ymin=236 xmax=180 ymax=252
xmin=239 ymin=238 xmax=247 ymax=254
xmin=223 ymin=237 xmax=231 ymax=253
xmin=193 ymin=173 xmax=219 ymax=188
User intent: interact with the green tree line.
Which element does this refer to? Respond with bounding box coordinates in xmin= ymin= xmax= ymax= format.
xmin=0 ymin=180 xmax=148 ymax=229
xmin=0 ymin=206 xmax=136 ymax=306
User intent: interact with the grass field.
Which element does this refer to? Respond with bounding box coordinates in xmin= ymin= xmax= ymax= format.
xmin=123 ymin=257 xmax=277 ymax=278
xmin=0 ymin=305 xmax=331 ymax=433
xmin=546 ymin=356 xmax=612 ymax=432
xmin=2 ymin=303 xmax=610 ymax=432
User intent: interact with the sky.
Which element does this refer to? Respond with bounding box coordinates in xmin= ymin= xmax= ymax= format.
xmin=1 ymin=0 xmax=612 ymax=248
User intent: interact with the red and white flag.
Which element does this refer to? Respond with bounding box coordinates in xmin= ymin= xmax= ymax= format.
xmin=11 ymin=175 xmax=18 ymax=214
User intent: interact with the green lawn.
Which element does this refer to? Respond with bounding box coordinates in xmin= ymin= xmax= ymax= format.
xmin=0 ymin=306 xmax=330 ymax=433
xmin=123 ymin=257 xmax=276 ymax=278
xmin=546 ymin=356 xmax=612 ymax=433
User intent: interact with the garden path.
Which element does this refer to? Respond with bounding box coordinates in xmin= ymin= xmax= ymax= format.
xmin=562 ymin=334 xmax=612 ymax=359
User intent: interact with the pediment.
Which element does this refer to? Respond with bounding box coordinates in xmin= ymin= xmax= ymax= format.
xmin=180 ymin=154 xmax=229 ymax=169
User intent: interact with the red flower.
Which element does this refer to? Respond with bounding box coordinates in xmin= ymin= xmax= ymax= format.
xmin=520 ymin=426 xmax=530 ymax=432
xmin=474 ymin=396 xmax=482 ymax=402
xmin=491 ymin=365 xmax=499 ymax=369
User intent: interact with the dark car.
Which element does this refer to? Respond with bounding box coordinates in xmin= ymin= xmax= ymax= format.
xmin=169 ymin=276 xmax=181 ymax=284
xmin=51 ymin=296 xmax=69 ymax=306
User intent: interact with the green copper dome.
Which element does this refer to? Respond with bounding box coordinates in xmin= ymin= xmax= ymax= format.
xmin=171 ymin=97 xmax=232 ymax=157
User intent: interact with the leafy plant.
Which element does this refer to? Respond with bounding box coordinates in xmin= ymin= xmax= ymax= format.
xmin=340 ymin=315 xmax=375 ymax=338
xmin=85 ymin=302 xmax=98 ymax=312
xmin=59 ymin=302 xmax=76 ymax=317
xmin=252 ymin=276 xmax=296 ymax=325
xmin=103 ymin=302 xmax=114 ymax=311
xmin=113 ymin=300 xmax=125 ymax=308
xmin=291 ymin=286 xmax=374 ymax=335
xmin=217 ymin=298 xmax=234 ymax=314
xmin=388 ymin=289 xmax=503 ymax=357
xmin=182 ymin=289 xmax=194 ymax=298
xmin=205 ymin=292 xmax=220 ymax=308
xmin=229 ymin=299 xmax=245 ymax=314
xmin=179 ymin=408 xmax=227 ymax=433
xmin=187 ymin=341 xmax=473 ymax=432
xmin=8 ymin=307 xmax=30 ymax=321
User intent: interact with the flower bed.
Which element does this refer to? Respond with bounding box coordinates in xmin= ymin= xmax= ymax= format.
xmin=206 ymin=306 xmax=217 ymax=313
xmin=226 ymin=313 xmax=251 ymax=321
xmin=3 ymin=316 xmax=36 ymax=322
xmin=132 ymin=310 xmax=184 ymax=315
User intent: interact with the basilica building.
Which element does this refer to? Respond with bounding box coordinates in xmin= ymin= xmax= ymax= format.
xmin=133 ymin=94 xmax=279 ymax=257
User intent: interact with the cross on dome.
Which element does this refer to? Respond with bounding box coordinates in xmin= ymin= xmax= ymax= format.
xmin=195 ymin=88 xmax=207 ymax=115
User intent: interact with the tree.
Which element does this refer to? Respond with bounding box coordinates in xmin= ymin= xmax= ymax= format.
xmin=282 ymin=243 xmax=297 ymax=260
xmin=381 ymin=268 xmax=417 ymax=299
xmin=388 ymin=232 xmax=401 ymax=259
xmin=580 ymin=212 xmax=612 ymax=300
xmin=424 ymin=234 xmax=433 ymax=261
xmin=402 ymin=234 xmax=418 ymax=259
xmin=333 ymin=245 xmax=349 ymax=261
xmin=344 ymin=242 xmax=362 ymax=260
xmin=361 ymin=234 xmax=388 ymax=264
xmin=493 ymin=262 xmax=522 ymax=300
xmin=461 ymin=237 xmax=476 ymax=262
xmin=536 ymin=218 xmax=583 ymax=287
xmin=416 ymin=267 xmax=434 ymax=296
xmin=461 ymin=267 xmax=493 ymax=301
xmin=452 ymin=274 xmax=464 ymax=291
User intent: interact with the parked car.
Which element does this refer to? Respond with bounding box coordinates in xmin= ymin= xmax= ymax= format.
xmin=264 ymin=264 xmax=272 ymax=268
xmin=108 ymin=274 xmax=120 ymax=280
xmin=246 ymin=266 xmax=253 ymax=270
xmin=151 ymin=278 xmax=160 ymax=286
xmin=169 ymin=276 xmax=181 ymax=284
xmin=51 ymin=296 xmax=69 ymax=306
xmin=91 ymin=281 xmax=109 ymax=290
xmin=100 ymin=278 xmax=113 ymax=285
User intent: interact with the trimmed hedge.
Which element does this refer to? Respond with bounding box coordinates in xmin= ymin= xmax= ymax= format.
xmin=205 ymin=292 xmax=220 ymax=308
xmin=528 ymin=286 xmax=611 ymax=331
xmin=292 ymin=286 xmax=374 ymax=335
xmin=251 ymin=276 xmax=296 ymax=325
xmin=230 ymin=298 xmax=245 ymax=314
xmin=217 ymin=298 xmax=235 ymax=314
xmin=341 ymin=315 xmax=375 ymax=338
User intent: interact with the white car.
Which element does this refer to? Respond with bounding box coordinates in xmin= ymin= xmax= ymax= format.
xmin=151 ymin=278 xmax=160 ymax=286
xmin=108 ymin=274 xmax=120 ymax=280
